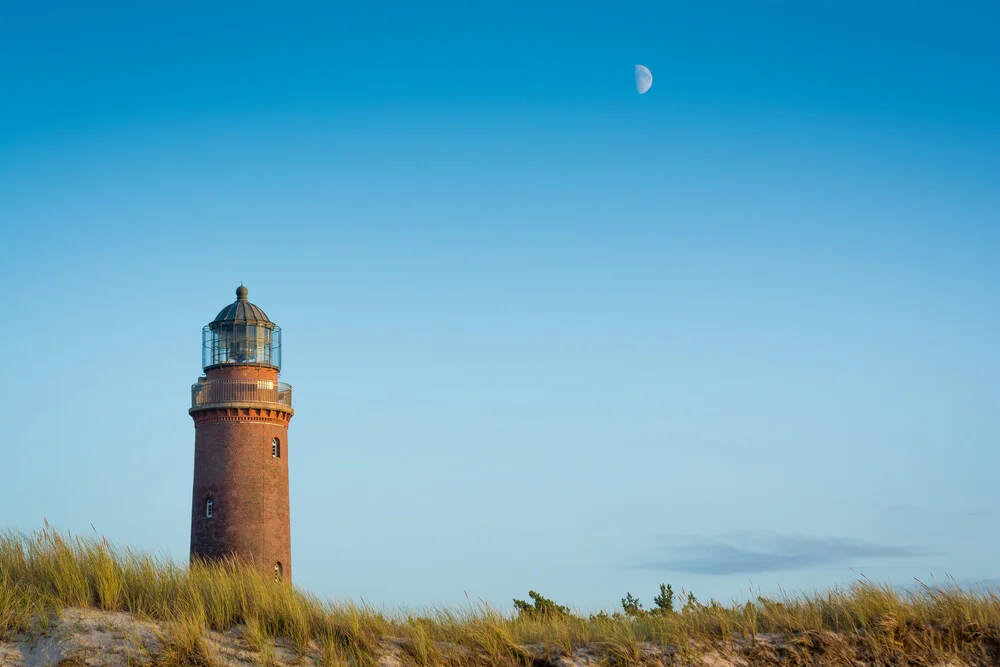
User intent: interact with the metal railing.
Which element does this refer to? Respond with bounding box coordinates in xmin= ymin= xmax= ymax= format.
xmin=191 ymin=379 xmax=293 ymax=410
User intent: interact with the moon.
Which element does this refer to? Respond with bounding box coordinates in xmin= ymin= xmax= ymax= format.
xmin=635 ymin=64 xmax=652 ymax=94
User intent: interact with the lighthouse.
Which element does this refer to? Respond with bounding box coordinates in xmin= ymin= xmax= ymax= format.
xmin=189 ymin=286 xmax=294 ymax=582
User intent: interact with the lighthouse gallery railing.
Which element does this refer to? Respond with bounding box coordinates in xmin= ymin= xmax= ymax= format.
xmin=191 ymin=379 xmax=293 ymax=409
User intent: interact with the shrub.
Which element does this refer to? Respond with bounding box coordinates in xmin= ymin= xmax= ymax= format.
xmin=512 ymin=590 xmax=572 ymax=619
xmin=620 ymin=592 xmax=645 ymax=617
xmin=653 ymin=583 xmax=674 ymax=615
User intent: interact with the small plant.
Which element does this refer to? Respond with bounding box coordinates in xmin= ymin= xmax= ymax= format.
xmin=512 ymin=590 xmax=572 ymax=619
xmin=653 ymin=583 xmax=674 ymax=614
xmin=318 ymin=632 xmax=349 ymax=667
xmin=158 ymin=613 xmax=218 ymax=667
xmin=242 ymin=615 xmax=276 ymax=666
xmin=620 ymin=592 xmax=645 ymax=617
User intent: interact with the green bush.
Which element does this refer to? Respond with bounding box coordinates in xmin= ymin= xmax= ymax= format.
xmin=653 ymin=583 xmax=674 ymax=615
xmin=620 ymin=592 xmax=645 ymax=617
xmin=512 ymin=590 xmax=572 ymax=619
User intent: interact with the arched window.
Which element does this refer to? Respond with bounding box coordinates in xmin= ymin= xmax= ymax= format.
xmin=272 ymin=437 xmax=280 ymax=459
xmin=273 ymin=561 xmax=283 ymax=582
xmin=205 ymin=498 xmax=213 ymax=518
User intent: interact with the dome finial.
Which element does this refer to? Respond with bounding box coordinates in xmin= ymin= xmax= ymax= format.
xmin=236 ymin=285 xmax=249 ymax=301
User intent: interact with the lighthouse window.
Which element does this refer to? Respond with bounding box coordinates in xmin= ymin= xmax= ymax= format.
xmin=205 ymin=498 xmax=213 ymax=518
xmin=272 ymin=437 xmax=281 ymax=459
xmin=274 ymin=562 xmax=283 ymax=582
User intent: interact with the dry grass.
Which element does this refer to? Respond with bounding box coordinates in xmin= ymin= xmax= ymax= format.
xmin=2 ymin=524 xmax=999 ymax=665
xmin=157 ymin=611 xmax=220 ymax=667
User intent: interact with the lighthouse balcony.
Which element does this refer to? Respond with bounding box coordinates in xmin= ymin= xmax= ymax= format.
xmin=191 ymin=378 xmax=293 ymax=411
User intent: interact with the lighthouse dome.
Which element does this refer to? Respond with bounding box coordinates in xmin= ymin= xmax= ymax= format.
xmin=211 ymin=285 xmax=273 ymax=326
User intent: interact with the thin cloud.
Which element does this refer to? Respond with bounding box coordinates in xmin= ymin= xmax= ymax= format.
xmin=638 ymin=531 xmax=922 ymax=576
xmin=885 ymin=504 xmax=999 ymax=519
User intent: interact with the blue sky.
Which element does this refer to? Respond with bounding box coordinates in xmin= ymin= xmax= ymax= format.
xmin=1 ymin=1 xmax=998 ymax=612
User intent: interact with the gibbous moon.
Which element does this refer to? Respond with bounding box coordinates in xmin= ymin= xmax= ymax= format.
xmin=635 ymin=64 xmax=652 ymax=94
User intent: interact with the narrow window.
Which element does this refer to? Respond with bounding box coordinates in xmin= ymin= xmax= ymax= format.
xmin=205 ymin=498 xmax=213 ymax=518
xmin=274 ymin=561 xmax=283 ymax=582
xmin=272 ymin=437 xmax=280 ymax=459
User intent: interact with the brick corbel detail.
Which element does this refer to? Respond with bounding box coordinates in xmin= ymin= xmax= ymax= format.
xmin=191 ymin=407 xmax=293 ymax=426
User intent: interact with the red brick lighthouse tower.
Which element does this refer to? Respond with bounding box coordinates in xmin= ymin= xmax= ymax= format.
xmin=189 ymin=286 xmax=294 ymax=582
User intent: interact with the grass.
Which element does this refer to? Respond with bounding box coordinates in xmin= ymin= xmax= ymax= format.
xmin=1 ymin=525 xmax=1000 ymax=665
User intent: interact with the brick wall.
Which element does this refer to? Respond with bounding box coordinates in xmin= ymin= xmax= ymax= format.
xmin=190 ymin=365 xmax=292 ymax=582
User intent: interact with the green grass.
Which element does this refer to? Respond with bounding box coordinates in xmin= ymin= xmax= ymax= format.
xmin=2 ymin=524 xmax=999 ymax=665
